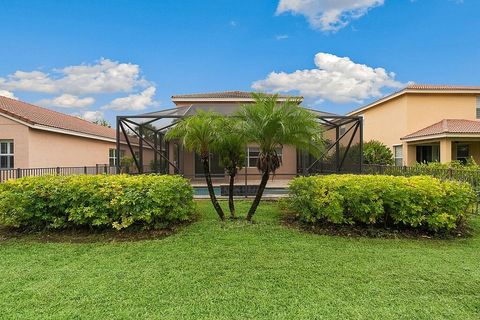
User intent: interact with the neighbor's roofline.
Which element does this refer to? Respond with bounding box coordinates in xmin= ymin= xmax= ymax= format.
xmin=171 ymin=97 xmax=302 ymax=102
xmin=347 ymin=86 xmax=480 ymax=116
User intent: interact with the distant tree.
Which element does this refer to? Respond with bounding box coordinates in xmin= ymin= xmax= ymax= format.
xmin=92 ymin=119 xmax=111 ymax=127
xmin=363 ymin=140 xmax=394 ymax=165
xmin=135 ymin=123 xmax=158 ymax=143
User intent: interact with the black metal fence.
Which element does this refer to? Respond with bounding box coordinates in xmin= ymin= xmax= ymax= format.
xmin=0 ymin=164 xmax=117 ymax=183
xmin=363 ymin=164 xmax=480 ymax=189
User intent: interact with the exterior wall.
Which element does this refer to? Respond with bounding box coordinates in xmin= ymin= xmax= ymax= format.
xmin=352 ymin=93 xmax=478 ymax=165
xmin=0 ymin=114 xmax=30 ymax=168
xmin=28 ymin=128 xmax=116 ymax=167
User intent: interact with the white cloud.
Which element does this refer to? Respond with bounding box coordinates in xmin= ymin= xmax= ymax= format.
xmin=0 ymin=58 xmax=148 ymax=95
xmin=0 ymin=89 xmax=17 ymax=99
xmin=102 ymin=86 xmax=159 ymax=111
xmin=80 ymin=110 xmax=105 ymax=122
xmin=276 ymin=0 xmax=384 ymax=32
xmin=275 ymin=34 xmax=289 ymax=40
xmin=37 ymin=94 xmax=95 ymax=108
xmin=252 ymin=52 xmax=404 ymax=104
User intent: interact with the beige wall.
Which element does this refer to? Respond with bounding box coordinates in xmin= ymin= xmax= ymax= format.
xmin=352 ymin=93 xmax=479 ymax=165
xmin=0 ymin=115 xmax=30 ymax=168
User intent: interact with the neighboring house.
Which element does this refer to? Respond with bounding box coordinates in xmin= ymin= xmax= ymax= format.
xmin=348 ymin=84 xmax=480 ymax=166
xmin=0 ymin=95 xmax=147 ymax=169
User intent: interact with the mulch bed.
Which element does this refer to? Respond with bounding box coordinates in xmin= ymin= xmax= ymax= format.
xmin=281 ymin=211 xmax=474 ymax=240
xmin=0 ymin=219 xmax=195 ymax=243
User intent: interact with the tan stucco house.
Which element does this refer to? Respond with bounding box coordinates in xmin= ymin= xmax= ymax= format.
xmin=348 ymin=84 xmax=480 ymax=166
xmin=0 ymin=95 xmax=145 ymax=169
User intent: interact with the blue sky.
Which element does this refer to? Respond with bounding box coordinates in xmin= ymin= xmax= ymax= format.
xmin=0 ymin=0 xmax=478 ymax=124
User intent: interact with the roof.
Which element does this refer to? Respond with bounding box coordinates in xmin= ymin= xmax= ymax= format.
xmin=402 ymin=119 xmax=480 ymax=141
xmin=0 ymin=95 xmax=117 ymax=141
xmin=171 ymin=91 xmax=302 ymax=101
xmin=348 ymin=84 xmax=480 ymax=116
xmin=135 ymin=104 xmax=339 ymax=121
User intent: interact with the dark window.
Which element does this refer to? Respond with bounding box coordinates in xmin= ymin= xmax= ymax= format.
xmin=456 ymin=144 xmax=469 ymax=164
xmin=416 ymin=145 xmax=440 ymax=163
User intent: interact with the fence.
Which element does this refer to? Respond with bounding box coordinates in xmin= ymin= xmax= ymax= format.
xmin=0 ymin=164 xmax=117 ymax=183
xmin=363 ymin=164 xmax=480 ymax=189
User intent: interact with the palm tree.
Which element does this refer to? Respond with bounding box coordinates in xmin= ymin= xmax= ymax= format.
xmin=237 ymin=93 xmax=324 ymax=221
xmin=165 ymin=110 xmax=225 ymax=221
xmin=212 ymin=117 xmax=246 ymax=219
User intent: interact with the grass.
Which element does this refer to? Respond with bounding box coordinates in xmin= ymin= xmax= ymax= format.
xmin=1 ymin=201 xmax=479 ymax=319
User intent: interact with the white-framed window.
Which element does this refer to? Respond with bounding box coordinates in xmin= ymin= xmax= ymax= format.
xmin=109 ymin=149 xmax=125 ymax=166
xmin=393 ymin=145 xmax=403 ymax=166
xmin=0 ymin=140 xmax=14 ymax=169
xmin=246 ymin=147 xmax=283 ymax=167
xmin=476 ymin=97 xmax=480 ymax=119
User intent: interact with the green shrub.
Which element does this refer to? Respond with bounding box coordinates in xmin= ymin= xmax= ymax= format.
xmin=363 ymin=140 xmax=394 ymax=165
xmin=0 ymin=174 xmax=195 ymax=230
xmin=288 ymin=175 xmax=475 ymax=232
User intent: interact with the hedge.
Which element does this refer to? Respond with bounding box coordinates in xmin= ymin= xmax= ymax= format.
xmin=288 ymin=175 xmax=476 ymax=232
xmin=0 ymin=174 xmax=195 ymax=230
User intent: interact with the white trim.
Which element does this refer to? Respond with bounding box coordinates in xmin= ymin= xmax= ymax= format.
xmin=402 ymin=133 xmax=480 ymax=142
xmin=347 ymin=88 xmax=480 ymax=116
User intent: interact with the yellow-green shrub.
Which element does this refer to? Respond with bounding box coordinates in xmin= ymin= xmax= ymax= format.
xmin=288 ymin=175 xmax=475 ymax=232
xmin=0 ymin=174 xmax=195 ymax=230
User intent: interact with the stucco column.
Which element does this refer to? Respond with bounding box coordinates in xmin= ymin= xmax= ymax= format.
xmin=404 ymin=143 xmax=416 ymax=166
xmin=440 ymin=139 xmax=452 ymax=163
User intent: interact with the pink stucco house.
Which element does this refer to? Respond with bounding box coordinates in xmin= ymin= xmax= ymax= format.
xmin=0 ymin=95 xmax=136 ymax=169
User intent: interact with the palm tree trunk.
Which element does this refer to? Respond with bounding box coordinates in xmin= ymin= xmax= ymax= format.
xmin=228 ymin=172 xmax=235 ymax=219
xmin=202 ymin=157 xmax=225 ymax=221
xmin=246 ymin=170 xmax=269 ymax=221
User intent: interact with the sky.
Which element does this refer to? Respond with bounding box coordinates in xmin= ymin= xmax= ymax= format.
xmin=0 ymin=0 xmax=479 ymax=125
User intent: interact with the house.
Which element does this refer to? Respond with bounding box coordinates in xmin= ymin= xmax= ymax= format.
xmin=169 ymin=91 xmax=303 ymax=179
xmin=347 ymin=84 xmax=480 ymax=166
xmin=0 ymin=95 xmax=149 ymax=169
xmin=119 ymin=91 xmax=362 ymax=182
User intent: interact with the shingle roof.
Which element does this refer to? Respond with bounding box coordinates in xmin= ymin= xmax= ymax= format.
xmin=171 ymin=91 xmax=302 ymax=100
xmin=402 ymin=119 xmax=480 ymax=140
xmin=0 ymin=95 xmax=117 ymax=140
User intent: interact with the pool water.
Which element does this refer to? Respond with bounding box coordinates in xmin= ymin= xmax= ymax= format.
xmin=193 ymin=187 xmax=288 ymax=196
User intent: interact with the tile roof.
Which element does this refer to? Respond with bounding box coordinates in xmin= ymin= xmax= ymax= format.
xmin=0 ymin=95 xmax=117 ymax=140
xmin=406 ymin=84 xmax=480 ymax=90
xmin=402 ymin=119 xmax=480 ymax=140
xmin=171 ymin=91 xmax=302 ymax=99
xmin=348 ymin=84 xmax=480 ymax=116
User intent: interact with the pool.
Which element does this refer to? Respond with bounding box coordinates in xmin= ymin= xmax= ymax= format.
xmin=193 ymin=187 xmax=288 ymax=196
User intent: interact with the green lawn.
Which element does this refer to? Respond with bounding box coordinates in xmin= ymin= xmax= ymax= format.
xmin=1 ymin=201 xmax=479 ymax=319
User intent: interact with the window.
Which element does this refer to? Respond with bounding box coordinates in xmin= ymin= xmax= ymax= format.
xmin=109 ymin=149 xmax=125 ymax=166
xmin=477 ymin=97 xmax=480 ymax=119
xmin=456 ymin=144 xmax=470 ymax=164
xmin=246 ymin=147 xmax=283 ymax=167
xmin=393 ymin=145 xmax=403 ymax=166
xmin=0 ymin=140 xmax=14 ymax=169
xmin=339 ymin=125 xmax=346 ymax=136
xmin=416 ymin=144 xmax=440 ymax=163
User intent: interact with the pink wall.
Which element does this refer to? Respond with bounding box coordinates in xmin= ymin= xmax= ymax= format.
xmin=0 ymin=115 xmax=30 ymax=168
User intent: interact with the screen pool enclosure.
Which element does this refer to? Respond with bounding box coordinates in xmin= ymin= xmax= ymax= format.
xmin=116 ymin=104 xmax=363 ymax=176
